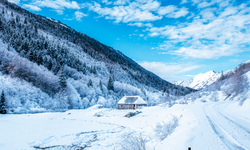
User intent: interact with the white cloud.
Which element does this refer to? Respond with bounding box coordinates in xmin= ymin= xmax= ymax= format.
xmin=85 ymin=1 xmax=162 ymax=23
xmin=8 ymin=0 xmax=20 ymax=4
xmin=166 ymin=7 xmax=189 ymax=18
xmin=180 ymin=0 xmax=188 ymax=4
xmin=157 ymin=5 xmax=189 ymax=18
xmin=195 ymin=0 xmax=231 ymax=8
xmin=75 ymin=11 xmax=88 ymax=21
xmin=197 ymin=1 xmax=214 ymax=8
xmin=219 ymin=7 xmax=238 ymax=18
xmin=139 ymin=34 xmax=144 ymax=37
xmin=23 ymin=4 xmax=42 ymax=11
xmin=102 ymin=0 xmax=113 ymax=5
xmin=29 ymin=0 xmax=80 ymax=13
xmin=140 ymin=0 xmax=160 ymax=11
xmin=199 ymin=8 xmax=217 ymax=22
xmin=149 ymin=32 xmax=160 ymax=36
xmin=55 ymin=9 xmax=64 ymax=15
xmin=24 ymin=0 xmax=81 ymax=14
xmin=128 ymin=22 xmax=152 ymax=27
xmin=169 ymin=45 xmax=241 ymax=59
xmin=113 ymin=0 xmax=129 ymax=5
xmin=185 ymin=75 xmax=195 ymax=77
xmin=147 ymin=3 xmax=250 ymax=59
xmin=157 ymin=5 xmax=177 ymax=15
xmin=138 ymin=61 xmax=201 ymax=81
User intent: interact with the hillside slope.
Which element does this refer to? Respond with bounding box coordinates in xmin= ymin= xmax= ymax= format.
xmin=180 ymin=60 xmax=250 ymax=106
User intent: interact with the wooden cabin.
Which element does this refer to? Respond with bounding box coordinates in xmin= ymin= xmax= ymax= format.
xmin=118 ymin=96 xmax=147 ymax=109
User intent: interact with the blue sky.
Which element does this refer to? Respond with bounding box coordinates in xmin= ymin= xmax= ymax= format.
xmin=9 ymin=0 xmax=250 ymax=82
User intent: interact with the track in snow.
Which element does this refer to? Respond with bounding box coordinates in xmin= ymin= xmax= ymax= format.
xmin=205 ymin=115 xmax=245 ymax=150
xmin=203 ymin=102 xmax=250 ymax=150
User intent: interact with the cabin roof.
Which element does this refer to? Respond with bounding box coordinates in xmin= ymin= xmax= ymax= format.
xmin=118 ymin=96 xmax=147 ymax=105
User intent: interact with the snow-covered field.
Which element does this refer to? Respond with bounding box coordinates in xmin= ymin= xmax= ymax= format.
xmin=1 ymin=100 xmax=250 ymax=150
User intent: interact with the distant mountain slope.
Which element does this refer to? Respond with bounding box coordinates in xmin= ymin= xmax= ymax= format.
xmin=180 ymin=60 xmax=250 ymax=106
xmin=174 ymin=71 xmax=221 ymax=90
xmin=0 ymin=0 xmax=192 ymax=113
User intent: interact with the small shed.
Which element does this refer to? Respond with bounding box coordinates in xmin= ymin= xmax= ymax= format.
xmin=118 ymin=96 xmax=147 ymax=109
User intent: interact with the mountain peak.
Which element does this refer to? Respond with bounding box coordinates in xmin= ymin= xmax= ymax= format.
xmin=174 ymin=70 xmax=221 ymax=90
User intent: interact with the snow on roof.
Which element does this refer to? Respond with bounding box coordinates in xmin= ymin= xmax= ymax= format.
xmin=118 ymin=96 xmax=147 ymax=105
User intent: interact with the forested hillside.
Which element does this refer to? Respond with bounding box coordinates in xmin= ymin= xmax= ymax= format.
xmin=0 ymin=0 xmax=192 ymax=113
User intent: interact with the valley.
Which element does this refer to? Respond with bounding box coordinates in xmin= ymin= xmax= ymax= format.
xmin=1 ymin=99 xmax=250 ymax=149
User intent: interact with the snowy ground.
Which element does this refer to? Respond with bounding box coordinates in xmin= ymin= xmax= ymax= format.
xmin=0 ymin=101 xmax=250 ymax=150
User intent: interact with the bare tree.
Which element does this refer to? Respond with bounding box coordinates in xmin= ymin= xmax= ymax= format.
xmin=115 ymin=132 xmax=153 ymax=150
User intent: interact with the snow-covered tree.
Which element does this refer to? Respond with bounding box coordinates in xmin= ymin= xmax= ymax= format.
xmin=37 ymin=52 xmax=43 ymax=65
xmin=108 ymin=77 xmax=114 ymax=91
xmin=55 ymin=90 xmax=69 ymax=109
xmin=59 ymin=69 xmax=67 ymax=89
xmin=99 ymin=80 xmax=103 ymax=92
xmin=87 ymin=79 xmax=93 ymax=87
xmin=0 ymin=90 xmax=7 ymax=114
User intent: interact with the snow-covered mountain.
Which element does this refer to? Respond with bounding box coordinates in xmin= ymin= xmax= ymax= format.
xmin=0 ymin=0 xmax=193 ymax=113
xmin=174 ymin=71 xmax=221 ymax=90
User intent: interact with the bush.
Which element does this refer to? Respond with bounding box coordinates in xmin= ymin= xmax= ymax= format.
xmin=154 ymin=116 xmax=179 ymax=141
xmin=115 ymin=132 xmax=152 ymax=150
xmin=124 ymin=111 xmax=142 ymax=118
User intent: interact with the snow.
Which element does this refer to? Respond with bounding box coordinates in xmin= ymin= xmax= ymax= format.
xmin=174 ymin=78 xmax=193 ymax=88
xmin=155 ymin=101 xmax=250 ymax=150
xmin=1 ymin=100 xmax=250 ymax=150
xmin=117 ymin=96 xmax=147 ymax=104
xmin=174 ymin=70 xmax=221 ymax=90
xmin=60 ymin=23 xmax=68 ymax=28
xmin=46 ymin=17 xmax=58 ymax=22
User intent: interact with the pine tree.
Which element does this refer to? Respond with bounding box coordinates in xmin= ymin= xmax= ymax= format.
xmin=33 ymin=50 xmax=38 ymax=62
xmin=43 ymin=56 xmax=48 ymax=68
xmin=82 ymin=67 xmax=86 ymax=75
xmin=54 ymin=62 xmax=61 ymax=74
xmin=24 ymin=18 xmax=27 ymax=24
xmin=24 ymin=27 xmax=28 ymax=37
xmin=55 ymin=90 xmax=69 ymax=109
xmin=47 ymin=44 xmax=53 ymax=55
xmin=16 ymin=15 xmax=20 ymax=23
xmin=0 ymin=90 xmax=7 ymax=114
xmin=0 ymin=19 xmax=3 ymax=31
xmin=163 ymin=86 xmax=167 ymax=95
xmin=7 ymin=44 xmax=10 ymax=51
xmin=87 ymin=79 xmax=93 ymax=87
xmin=93 ymin=66 xmax=97 ymax=74
xmin=34 ymin=25 xmax=38 ymax=33
xmin=107 ymin=77 xmax=114 ymax=91
xmin=59 ymin=70 xmax=67 ymax=89
xmin=99 ymin=80 xmax=103 ymax=92
xmin=82 ymin=63 xmax=87 ymax=74
xmin=59 ymin=69 xmax=67 ymax=89
xmin=57 ymin=55 xmax=64 ymax=66
xmin=47 ymin=58 xmax=53 ymax=70
xmin=22 ymin=41 xmax=29 ymax=52
xmin=28 ymin=50 xmax=33 ymax=61
xmin=37 ymin=52 xmax=43 ymax=65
